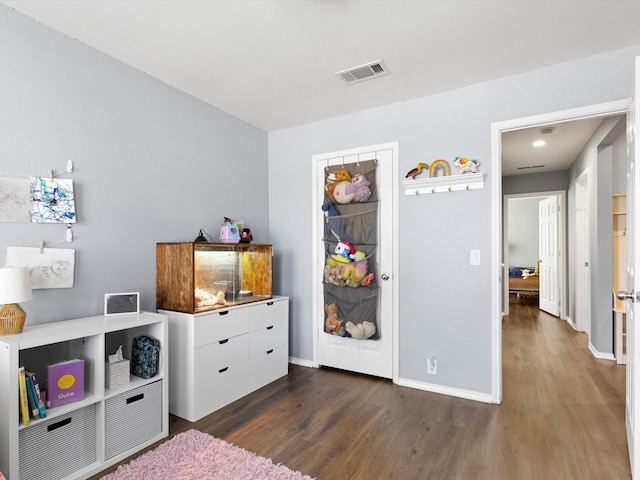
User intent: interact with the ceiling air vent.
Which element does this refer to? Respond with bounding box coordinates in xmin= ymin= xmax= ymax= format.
xmin=336 ymin=60 xmax=390 ymax=85
xmin=517 ymin=165 xmax=546 ymax=170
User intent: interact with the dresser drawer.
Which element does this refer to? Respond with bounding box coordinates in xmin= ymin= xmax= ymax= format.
xmin=248 ymin=299 xmax=288 ymax=331
xmin=194 ymin=308 xmax=249 ymax=347
xmin=249 ymin=344 xmax=288 ymax=391
xmin=249 ymin=322 xmax=288 ymax=357
xmin=195 ymin=333 xmax=248 ymax=370
xmin=194 ymin=356 xmax=249 ymax=417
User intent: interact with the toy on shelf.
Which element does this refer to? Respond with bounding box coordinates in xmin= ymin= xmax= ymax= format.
xmin=325 ymin=303 xmax=345 ymax=335
xmin=219 ymin=217 xmax=240 ymax=243
xmin=453 ymin=157 xmax=480 ymax=174
xmin=351 ymin=173 xmax=372 ymax=202
xmin=405 ymin=162 xmax=430 ymax=179
xmin=429 ymin=159 xmax=451 ymax=177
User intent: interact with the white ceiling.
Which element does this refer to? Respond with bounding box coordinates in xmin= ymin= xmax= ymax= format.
xmin=2 ymin=0 xmax=640 ymax=173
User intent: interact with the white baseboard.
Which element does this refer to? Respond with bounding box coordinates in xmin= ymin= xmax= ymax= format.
xmin=397 ymin=377 xmax=495 ymax=404
xmin=565 ymin=316 xmax=577 ymax=330
xmin=288 ymin=356 xmax=315 ymax=368
xmin=588 ymin=343 xmax=616 ymax=361
xmin=288 ymin=359 xmax=495 ymax=404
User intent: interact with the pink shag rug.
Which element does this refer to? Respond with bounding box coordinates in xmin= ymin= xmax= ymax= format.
xmin=100 ymin=429 xmax=314 ymax=480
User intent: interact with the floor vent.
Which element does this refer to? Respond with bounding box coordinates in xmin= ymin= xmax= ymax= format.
xmin=336 ymin=60 xmax=390 ymax=85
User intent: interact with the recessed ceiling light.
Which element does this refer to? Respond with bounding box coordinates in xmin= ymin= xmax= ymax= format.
xmin=532 ymin=140 xmax=546 ymax=147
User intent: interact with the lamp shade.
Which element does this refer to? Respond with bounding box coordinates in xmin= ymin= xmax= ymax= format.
xmin=0 ymin=267 xmax=33 ymax=304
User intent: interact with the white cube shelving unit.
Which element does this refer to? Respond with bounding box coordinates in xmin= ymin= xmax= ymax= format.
xmin=0 ymin=312 xmax=168 ymax=480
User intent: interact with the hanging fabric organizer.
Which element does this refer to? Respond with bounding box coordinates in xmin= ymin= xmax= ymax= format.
xmin=322 ymin=159 xmax=379 ymax=340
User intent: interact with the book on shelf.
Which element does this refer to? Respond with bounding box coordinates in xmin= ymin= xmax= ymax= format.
xmin=18 ymin=366 xmax=30 ymax=425
xmin=46 ymin=359 xmax=84 ymax=408
xmin=25 ymin=373 xmax=38 ymax=418
xmin=25 ymin=370 xmax=47 ymax=419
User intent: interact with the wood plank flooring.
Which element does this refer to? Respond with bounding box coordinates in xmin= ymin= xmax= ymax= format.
xmin=92 ymin=297 xmax=630 ymax=479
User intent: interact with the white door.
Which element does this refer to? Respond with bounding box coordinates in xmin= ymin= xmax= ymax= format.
xmin=539 ymin=196 xmax=559 ymax=316
xmin=312 ymin=143 xmax=397 ymax=379
xmin=575 ymin=170 xmax=590 ymax=333
xmin=623 ymin=56 xmax=640 ymax=478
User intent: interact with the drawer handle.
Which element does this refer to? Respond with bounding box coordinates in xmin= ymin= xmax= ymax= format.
xmin=127 ymin=393 xmax=144 ymax=404
xmin=267 ymin=349 xmax=274 ymax=355
xmin=219 ymin=339 xmax=229 ymax=344
xmin=267 ymin=301 xmax=274 ymax=306
xmin=48 ymin=417 xmax=71 ymax=432
xmin=219 ymin=367 xmax=229 ymax=373
xmin=266 ymin=325 xmax=274 ymax=330
xmin=219 ymin=310 xmax=229 ymax=316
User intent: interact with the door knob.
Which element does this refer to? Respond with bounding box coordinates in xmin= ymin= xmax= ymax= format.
xmin=381 ymin=273 xmax=390 ymax=281
xmin=616 ymin=290 xmax=638 ymax=302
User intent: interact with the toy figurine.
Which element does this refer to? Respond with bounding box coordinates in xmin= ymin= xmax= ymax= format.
xmin=453 ymin=157 xmax=480 ymax=173
xmin=405 ymin=162 xmax=430 ymax=179
xmin=334 ymin=240 xmax=355 ymax=263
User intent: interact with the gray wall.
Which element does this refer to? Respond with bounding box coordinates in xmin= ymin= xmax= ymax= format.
xmin=508 ymin=198 xmax=539 ymax=268
xmin=4 ymin=4 xmax=640 ymax=398
xmin=269 ymin=45 xmax=640 ymax=395
xmin=0 ymin=6 xmax=269 ymax=324
xmin=503 ymin=171 xmax=569 ymax=195
xmin=566 ymin=117 xmax=625 ymax=354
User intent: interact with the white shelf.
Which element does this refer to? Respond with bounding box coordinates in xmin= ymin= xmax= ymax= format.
xmin=402 ymin=172 xmax=484 ymax=195
xmin=0 ymin=311 xmax=168 ymax=480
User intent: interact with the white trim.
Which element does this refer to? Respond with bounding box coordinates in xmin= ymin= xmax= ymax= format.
xmin=288 ymin=357 xmax=316 ymax=368
xmin=588 ymin=344 xmax=617 ymax=361
xmin=397 ymin=378 xmax=495 ymax=404
xmin=565 ymin=316 xmax=578 ymax=331
xmin=491 ymin=99 xmax=631 ymax=405
xmin=311 ymin=141 xmax=399 ymax=383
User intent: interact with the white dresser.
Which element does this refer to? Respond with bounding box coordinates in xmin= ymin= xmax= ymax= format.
xmin=161 ymin=296 xmax=289 ymax=422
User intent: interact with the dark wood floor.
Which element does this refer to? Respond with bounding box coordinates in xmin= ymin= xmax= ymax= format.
xmin=93 ymin=296 xmax=630 ymax=479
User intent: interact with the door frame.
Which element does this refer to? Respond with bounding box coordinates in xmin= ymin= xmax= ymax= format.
xmin=503 ymin=191 xmax=566 ymax=318
xmin=310 ymin=141 xmax=400 ymax=383
xmin=490 ymin=99 xmax=630 ymax=403
xmin=574 ymin=168 xmax=591 ymax=334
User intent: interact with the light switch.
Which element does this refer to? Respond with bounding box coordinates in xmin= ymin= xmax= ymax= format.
xmin=470 ymin=249 xmax=481 ymax=266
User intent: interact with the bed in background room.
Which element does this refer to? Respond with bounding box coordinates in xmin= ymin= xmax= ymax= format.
xmin=508 ymin=263 xmax=539 ymax=296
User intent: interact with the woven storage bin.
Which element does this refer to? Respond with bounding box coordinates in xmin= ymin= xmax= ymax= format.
xmin=105 ymin=359 xmax=130 ymax=389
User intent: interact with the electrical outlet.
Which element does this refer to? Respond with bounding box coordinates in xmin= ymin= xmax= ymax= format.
xmin=428 ymin=354 xmax=437 ymax=375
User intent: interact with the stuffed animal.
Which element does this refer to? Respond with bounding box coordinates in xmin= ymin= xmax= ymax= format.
xmin=351 ymin=174 xmax=372 ymax=203
xmin=333 ymin=180 xmax=356 ymax=204
xmin=325 ymin=172 xmax=338 ymax=201
xmin=345 ymin=320 xmax=376 ymax=339
xmin=325 ymin=303 xmax=344 ymax=335
xmin=334 ymin=240 xmax=355 ymax=263
xmin=453 ymin=157 xmax=480 ymax=174
xmin=325 ymin=170 xmax=352 ymax=201
xmin=334 ymin=170 xmax=352 ymax=182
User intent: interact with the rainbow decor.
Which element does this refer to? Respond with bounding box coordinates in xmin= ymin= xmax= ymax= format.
xmin=429 ymin=159 xmax=451 ymax=177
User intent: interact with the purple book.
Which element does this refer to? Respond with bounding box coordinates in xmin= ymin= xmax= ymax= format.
xmin=46 ymin=359 xmax=84 ymax=408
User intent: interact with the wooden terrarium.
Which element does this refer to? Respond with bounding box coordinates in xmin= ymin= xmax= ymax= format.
xmin=156 ymin=242 xmax=272 ymax=313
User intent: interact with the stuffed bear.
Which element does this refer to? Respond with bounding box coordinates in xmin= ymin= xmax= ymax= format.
xmin=325 ymin=303 xmax=344 ymax=335
xmin=345 ymin=320 xmax=376 ymax=339
xmin=325 ymin=169 xmax=352 ymax=201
